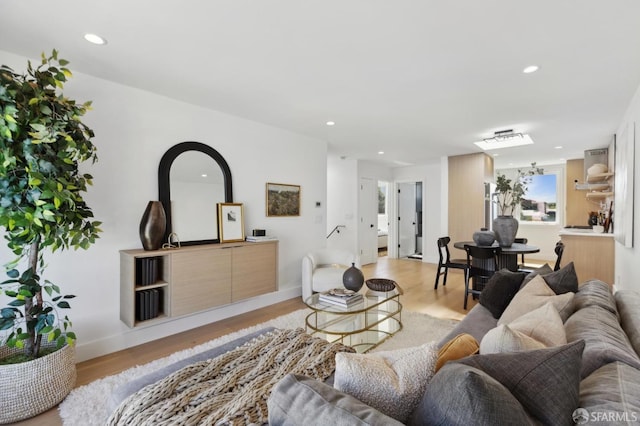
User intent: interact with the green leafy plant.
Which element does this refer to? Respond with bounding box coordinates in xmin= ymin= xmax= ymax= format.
xmin=494 ymin=163 xmax=544 ymax=216
xmin=0 ymin=50 xmax=101 ymax=360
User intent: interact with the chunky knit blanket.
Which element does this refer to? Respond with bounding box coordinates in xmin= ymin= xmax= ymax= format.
xmin=107 ymin=328 xmax=354 ymax=425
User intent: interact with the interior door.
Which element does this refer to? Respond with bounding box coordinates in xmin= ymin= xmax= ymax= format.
xmin=359 ymin=177 xmax=378 ymax=265
xmin=397 ymin=182 xmax=416 ymax=258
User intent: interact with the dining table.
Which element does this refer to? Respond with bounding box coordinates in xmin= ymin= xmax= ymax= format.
xmin=453 ymin=241 xmax=540 ymax=272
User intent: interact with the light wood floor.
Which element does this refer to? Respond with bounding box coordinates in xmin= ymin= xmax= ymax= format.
xmin=17 ymin=256 xmax=473 ymax=426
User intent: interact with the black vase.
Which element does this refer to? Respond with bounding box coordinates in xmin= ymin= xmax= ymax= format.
xmin=343 ymin=263 xmax=364 ymax=292
xmin=139 ymin=201 xmax=166 ymax=251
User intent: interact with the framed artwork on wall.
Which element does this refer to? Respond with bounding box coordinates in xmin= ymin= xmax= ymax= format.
xmin=266 ymin=182 xmax=301 ymax=217
xmin=217 ymin=203 xmax=245 ymax=242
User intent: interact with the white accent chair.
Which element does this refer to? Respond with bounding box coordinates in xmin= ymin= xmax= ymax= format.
xmin=301 ymin=249 xmax=360 ymax=301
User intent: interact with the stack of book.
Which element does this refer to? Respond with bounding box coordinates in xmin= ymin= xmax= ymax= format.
xmin=136 ymin=288 xmax=161 ymax=321
xmin=318 ymin=288 xmax=363 ymax=307
xmin=245 ymin=235 xmax=278 ymax=242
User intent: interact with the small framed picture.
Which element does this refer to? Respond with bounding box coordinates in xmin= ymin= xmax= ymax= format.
xmin=266 ymin=182 xmax=301 ymax=217
xmin=217 ymin=203 xmax=245 ymax=243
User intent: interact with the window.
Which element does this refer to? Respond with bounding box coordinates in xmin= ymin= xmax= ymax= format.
xmin=519 ymin=174 xmax=557 ymax=223
xmin=378 ymin=182 xmax=388 ymax=214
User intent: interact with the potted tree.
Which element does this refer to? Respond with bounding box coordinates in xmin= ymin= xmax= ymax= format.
xmin=493 ymin=163 xmax=543 ymax=247
xmin=0 ymin=50 xmax=101 ymax=422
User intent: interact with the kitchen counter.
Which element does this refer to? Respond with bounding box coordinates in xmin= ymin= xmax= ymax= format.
xmin=559 ymin=229 xmax=615 ymax=238
xmin=559 ymin=232 xmax=614 ymax=284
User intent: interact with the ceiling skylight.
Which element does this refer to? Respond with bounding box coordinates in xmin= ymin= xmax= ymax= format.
xmin=474 ymin=129 xmax=534 ymax=151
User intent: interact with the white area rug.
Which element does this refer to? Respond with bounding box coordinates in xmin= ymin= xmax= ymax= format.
xmin=59 ymin=309 xmax=458 ymax=425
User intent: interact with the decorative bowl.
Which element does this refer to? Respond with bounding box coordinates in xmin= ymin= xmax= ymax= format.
xmin=365 ymin=278 xmax=397 ymax=292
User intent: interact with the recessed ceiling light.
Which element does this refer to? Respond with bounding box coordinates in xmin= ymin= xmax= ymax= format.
xmin=201 ymin=174 xmax=208 ymax=178
xmin=378 ymin=151 xmax=384 ymax=155
xmin=554 ymin=146 xmax=563 ymax=149
xmin=523 ymin=65 xmax=539 ymax=74
xmin=84 ymin=33 xmax=107 ymax=45
xmin=326 ymin=121 xmax=335 ymax=126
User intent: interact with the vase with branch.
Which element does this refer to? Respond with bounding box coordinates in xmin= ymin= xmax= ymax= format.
xmin=493 ymin=163 xmax=543 ymax=246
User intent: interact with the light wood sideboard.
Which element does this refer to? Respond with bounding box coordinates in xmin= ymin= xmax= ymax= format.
xmin=120 ymin=240 xmax=278 ymax=328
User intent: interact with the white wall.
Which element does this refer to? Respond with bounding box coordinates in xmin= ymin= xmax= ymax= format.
xmin=0 ymin=50 xmax=327 ymax=361
xmin=326 ymin=155 xmax=358 ymax=252
xmin=614 ymin=83 xmax=640 ymax=292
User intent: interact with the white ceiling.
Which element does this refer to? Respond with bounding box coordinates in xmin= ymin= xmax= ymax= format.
xmin=2 ymin=1 xmax=640 ymax=168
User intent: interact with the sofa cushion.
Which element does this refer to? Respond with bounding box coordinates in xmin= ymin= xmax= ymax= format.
xmin=574 ymin=279 xmax=618 ymax=317
xmin=520 ymin=263 xmax=553 ymax=288
xmin=333 ymin=343 xmax=437 ymax=423
xmin=408 ymin=363 xmax=536 ymax=426
xmin=268 ymin=374 xmax=403 ymax=426
xmin=565 ymin=304 xmax=640 ymax=378
xmin=615 ymin=290 xmax=640 ymax=358
xmin=481 ymin=302 xmax=566 ymax=353
xmin=479 ymin=269 xmax=526 ymax=318
xmin=456 ymin=340 xmax=585 ymax=426
xmin=579 ymin=362 xmax=640 ymax=423
xmin=498 ymin=274 xmax=575 ymax=325
xmin=435 ymin=333 xmax=479 ymax=372
xmin=542 ymin=261 xmax=579 ymax=294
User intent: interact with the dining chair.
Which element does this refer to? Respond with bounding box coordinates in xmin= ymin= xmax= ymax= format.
xmin=463 ymin=244 xmax=501 ymax=309
xmin=514 ymin=237 xmax=528 ymax=267
xmin=434 ymin=237 xmax=468 ymax=289
xmin=554 ymin=241 xmax=565 ymax=271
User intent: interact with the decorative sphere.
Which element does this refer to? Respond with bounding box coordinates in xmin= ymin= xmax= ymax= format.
xmin=343 ymin=263 xmax=364 ymax=292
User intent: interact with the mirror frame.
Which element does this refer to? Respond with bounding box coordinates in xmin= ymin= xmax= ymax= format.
xmin=158 ymin=141 xmax=233 ymax=245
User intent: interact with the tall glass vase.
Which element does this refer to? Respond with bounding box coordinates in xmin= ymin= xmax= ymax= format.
xmin=139 ymin=201 xmax=166 ymax=251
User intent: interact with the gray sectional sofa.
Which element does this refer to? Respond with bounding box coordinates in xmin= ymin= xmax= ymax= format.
xmin=109 ymin=269 xmax=640 ymax=425
xmin=268 ymin=276 xmax=640 ymax=426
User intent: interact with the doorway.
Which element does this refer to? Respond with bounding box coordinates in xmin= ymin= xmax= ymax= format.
xmin=377 ymin=181 xmax=390 ymax=257
xmin=397 ymin=181 xmax=423 ymax=259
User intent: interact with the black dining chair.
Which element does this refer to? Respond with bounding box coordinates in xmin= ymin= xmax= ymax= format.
xmin=434 ymin=237 xmax=468 ymax=289
xmin=514 ymin=237 xmax=528 ymax=267
xmin=554 ymin=241 xmax=565 ymax=271
xmin=463 ymin=244 xmax=501 ymax=309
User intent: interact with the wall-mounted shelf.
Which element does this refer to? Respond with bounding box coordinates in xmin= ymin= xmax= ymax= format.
xmin=120 ymin=240 xmax=278 ymax=328
xmin=586 ymin=191 xmax=614 ymax=199
xmin=586 ymin=172 xmax=614 ymax=183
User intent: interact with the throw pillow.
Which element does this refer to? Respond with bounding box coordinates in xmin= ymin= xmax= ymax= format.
xmin=481 ymin=302 xmax=567 ymax=353
xmin=456 ymin=340 xmax=585 ymax=426
xmin=435 ymin=333 xmax=479 ymax=372
xmin=333 ymin=342 xmax=438 ymax=423
xmin=498 ymin=274 xmax=574 ymax=325
xmin=542 ymin=261 xmax=579 ymax=294
xmin=268 ymin=374 xmax=404 ymax=426
xmin=407 ymin=363 xmax=535 ymax=426
xmin=505 ymin=301 xmax=567 ymax=347
xmin=480 ymin=325 xmax=547 ymax=354
xmin=479 ymin=269 xmax=526 ymax=318
xmin=520 ymin=263 xmax=553 ymax=289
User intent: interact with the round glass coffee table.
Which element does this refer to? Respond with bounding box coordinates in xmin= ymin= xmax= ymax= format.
xmin=303 ymin=289 xmax=402 ymax=353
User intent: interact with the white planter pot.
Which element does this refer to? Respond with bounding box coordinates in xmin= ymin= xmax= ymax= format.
xmin=0 ymin=344 xmax=76 ymax=423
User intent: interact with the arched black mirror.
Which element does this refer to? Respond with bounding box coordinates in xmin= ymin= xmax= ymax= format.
xmin=159 ymin=142 xmax=233 ymax=245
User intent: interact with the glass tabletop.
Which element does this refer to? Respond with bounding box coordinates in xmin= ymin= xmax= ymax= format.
xmin=304 ymin=289 xmax=399 ymax=314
